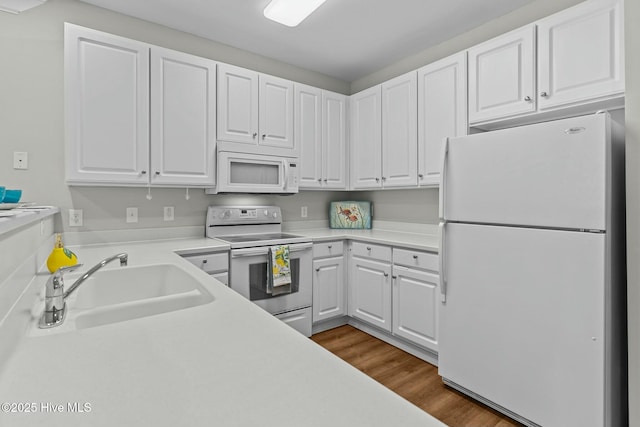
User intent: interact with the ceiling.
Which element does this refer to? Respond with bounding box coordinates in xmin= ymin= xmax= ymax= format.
xmin=79 ymin=0 xmax=533 ymax=82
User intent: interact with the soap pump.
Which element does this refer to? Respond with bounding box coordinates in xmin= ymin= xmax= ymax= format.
xmin=46 ymin=234 xmax=78 ymax=274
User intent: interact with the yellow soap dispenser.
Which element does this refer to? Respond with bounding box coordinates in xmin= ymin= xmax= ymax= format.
xmin=46 ymin=234 xmax=78 ymax=273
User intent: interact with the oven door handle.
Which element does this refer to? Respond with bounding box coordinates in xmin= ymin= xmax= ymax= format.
xmin=230 ymin=242 xmax=312 ymax=258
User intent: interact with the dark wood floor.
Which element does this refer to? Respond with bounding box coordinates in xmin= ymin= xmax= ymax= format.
xmin=311 ymin=325 xmax=523 ymax=427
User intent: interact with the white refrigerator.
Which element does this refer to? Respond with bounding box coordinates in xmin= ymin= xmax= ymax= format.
xmin=438 ymin=113 xmax=626 ymax=427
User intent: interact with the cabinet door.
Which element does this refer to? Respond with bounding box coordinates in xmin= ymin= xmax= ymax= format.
xmin=65 ymin=24 xmax=149 ymax=185
xmin=418 ymin=52 xmax=467 ymax=187
xmin=381 ymin=71 xmax=418 ymax=188
xmin=313 ymin=256 xmax=345 ymax=322
xmin=392 ymin=265 xmax=439 ymax=352
xmin=537 ymin=0 xmax=624 ymax=110
xmin=295 ymin=84 xmax=322 ymax=188
xmin=217 ymin=63 xmax=259 ymax=145
xmin=350 ymin=86 xmax=382 ymax=189
xmin=468 ymin=25 xmax=536 ymax=124
xmin=150 ymin=47 xmax=216 ymax=186
xmin=322 ymin=91 xmax=348 ymax=189
xmin=259 ymin=74 xmax=295 ymax=151
xmin=349 ymin=256 xmax=391 ymax=332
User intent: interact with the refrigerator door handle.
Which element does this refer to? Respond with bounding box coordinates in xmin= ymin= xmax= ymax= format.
xmin=438 ymin=137 xmax=450 ymax=221
xmin=439 ymin=221 xmax=446 ymax=303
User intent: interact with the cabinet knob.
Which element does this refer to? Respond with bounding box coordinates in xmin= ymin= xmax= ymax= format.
xmin=392 ymin=275 xmax=397 ymax=279
xmin=375 ymin=178 xmax=380 ymax=183
xmin=323 ymin=179 xmax=328 ymax=182
xmin=384 ymin=272 xmax=389 ymax=277
xmin=381 ymin=177 xmax=386 ymax=181
xmin=252 ymin=133 xmax=257 ymax=139
xmin=140 ymin=170 xmax=147 ymax=175
xmin=262 ymin=134 xmax=266 ymax=140
xmin=540 ymin=92 xmax=548 ymax=97
xmin=317 ymin=178 xmax=322 ymax=182
xmin=202 ymin=259 xmax=208 ymax=264
xmin=366 ymin=246 xmax=371 ymax=251
xmin=413 ymin=255 xmax=418 ymax=259
xmin=524 ymin=96 xmax=532 ymax=102
xmin=155 ymin=171 xmax=160 ymax=175
xmin=315 ymin=268 xmax=320 ymax=272
xmin=418 ymin=173 xmax=424 ymax=179
xmin=327 ymin=245 xmax=332 ymax=249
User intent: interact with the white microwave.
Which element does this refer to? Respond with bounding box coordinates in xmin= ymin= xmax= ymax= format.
xmin=211 ymin=151 xmax=299 ymax=194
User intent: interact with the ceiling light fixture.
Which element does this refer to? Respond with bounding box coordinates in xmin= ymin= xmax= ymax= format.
xmin=263 ymin=0 xmax=327 ymax=27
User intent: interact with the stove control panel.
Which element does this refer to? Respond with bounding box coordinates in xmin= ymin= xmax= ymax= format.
xmin=207 ymin=206 xmax=282 ymax=227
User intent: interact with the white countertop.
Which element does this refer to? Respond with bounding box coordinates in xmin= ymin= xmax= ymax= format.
xmin=0 ymin=236 xmax=446 ymax=427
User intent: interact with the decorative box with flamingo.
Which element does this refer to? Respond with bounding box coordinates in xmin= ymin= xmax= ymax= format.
xmin=329 ymin=201 xmax=372 ymax=229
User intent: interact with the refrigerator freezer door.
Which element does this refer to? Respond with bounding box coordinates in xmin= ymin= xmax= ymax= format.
xmin=439 ymin=223 xmax=606 ymax=427
xmin=443 ymin=114 xmax=609 ymax=231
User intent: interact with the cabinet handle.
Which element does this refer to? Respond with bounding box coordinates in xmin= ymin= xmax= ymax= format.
xmin=315 ymin=268 xmax=320 ymax=272
xmin=524 ymin=96 xmax=532 ymax=102
xmin=327 ymin=245 xmax=332 ymax=249
xmin=375 ymin=178 xmax=380 ymax=183
xmin=317 ymin=178 xmax=322 ymax=182
xmin=392 ymin=275 xmax=397 ymax=279
xmin=366 ymin=246 xmax=371 ymax=251
xmin=323 ymin=179 xmax=328 ymax=182
xmin=155 ymin=171 xmax=160 ymax=175
xmin=540 ymin=92 xmax=548 ymax=97
xmin=413 ymin=255 xmax=418 ymax=259
xmin=384 ymin=272 xmax=389 ymax=277
xmin=262 ymin=134 xmax=266 ymax=140
xmin=252 ymin=133 xmax=257 ymax=139
xmin=140 ymin=170 xmax=147 ymax=175
xmin=418 ymin=173 xmax=424 ymax=179
xmin=202 ymin=259 xmax=208 ymax=264
xmin=382 ymin=177 xmax=386 ymax=181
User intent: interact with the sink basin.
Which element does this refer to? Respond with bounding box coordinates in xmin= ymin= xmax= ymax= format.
xmin=31 ymin=264 xmax=214 ymax=334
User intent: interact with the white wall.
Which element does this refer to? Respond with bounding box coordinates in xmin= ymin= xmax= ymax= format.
xmin=625 ymin=0 xmax=640 ymax=424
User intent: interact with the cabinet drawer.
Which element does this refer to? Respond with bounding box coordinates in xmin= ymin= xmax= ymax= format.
xmin=393 ymin=248 xmax=438 ymax=272
xmin=351 ymin=241 xmax=391 ymax=261
xmin=183 ymin=252 xmax=228 ymax=274
xmin=313 ymin=241 xmax=344 ymax=258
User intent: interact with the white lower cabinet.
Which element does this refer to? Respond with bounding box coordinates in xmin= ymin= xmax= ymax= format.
xmin=345 ymin=242 xmax=439 ymax=352
xmin=276 ymin=307 xmax=312 ymax=337
xmin=312 ymin=242 xmax=345 ymax=323
xmin=348 ymin=242 xmax=392 ymax=332
xmin=392 ymin=261 xmax=439 ymax=352
xmin=181 ymin=251 xmax=229 ymax=286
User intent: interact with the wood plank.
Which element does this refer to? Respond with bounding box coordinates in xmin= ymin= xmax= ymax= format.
xmin=311 ymin=325 xmax=523 ymax=427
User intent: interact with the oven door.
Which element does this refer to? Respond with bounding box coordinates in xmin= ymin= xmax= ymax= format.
xmin=229 ymin=242 xmax=312 ymax=315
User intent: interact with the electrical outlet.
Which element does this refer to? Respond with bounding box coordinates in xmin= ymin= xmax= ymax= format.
xmin=301 ymin=206 xmax=308 ymax=218
xmin=13 ymin=152 xmax=28 ymax=170
xmin=126 ymin=207 xmax=138 ymax=223
xmin=69 ymin=209 xmax=83 ymax=227
xmin=164 ymin=206 xmax=175 ymax=221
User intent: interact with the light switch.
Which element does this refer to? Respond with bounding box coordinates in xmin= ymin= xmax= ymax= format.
xmin=13 ymin=152 xmax=28 ymax=170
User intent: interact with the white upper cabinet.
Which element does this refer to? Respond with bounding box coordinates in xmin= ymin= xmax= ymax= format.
xmin=468 ymin=25 xmax=537 ymax=125
xmin=150 ymin=47 xmax=216 ymax=186
xmin=322 ymin=91 xmax=348 ymax=189
xmin=218 ymin=63 xmax=295 ymax=156
xmin=65 ymin=24 xmax=150 ymax=185
xmin=350 ymin=71 xmax=417 ymax=190
xmin=417 ymin=53 xmax=467 ymax=187
xmin=296 ymin=84 xmax=323 ymax=188
xmin=381 ymin=71 xmax=418 ymax=188
xmin=65 ymin=24 xmax=216 ymax=187
xmin=296 ymin=86 xmax=348 ymax=189
xmin=537 ymin=0 xmax=624 ymax=110
xmin=469 ymin=0 xmax=624 ymax=128
xmin=350 ymin=85 xmax=382 ymax=189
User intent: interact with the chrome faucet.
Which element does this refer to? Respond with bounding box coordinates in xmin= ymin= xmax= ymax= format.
xmin=39 ymin=253 xmax=128 ymax=329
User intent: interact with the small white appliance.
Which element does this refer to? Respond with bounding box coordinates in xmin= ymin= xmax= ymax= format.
xmin=438 ymin=113 xmax=626 ymax=427
xmin=209 ymin=151 xmax=299 ymax=194
xmin=206 ymin=206 xmax=312 ymax=336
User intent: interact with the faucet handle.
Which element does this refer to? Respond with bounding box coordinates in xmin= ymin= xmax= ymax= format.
xmin=49 ymin=264 xmax=84 ymax=292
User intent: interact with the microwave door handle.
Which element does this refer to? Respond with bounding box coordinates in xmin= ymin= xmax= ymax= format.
xmin=283 ymin=160 xmax=289 ymax=192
